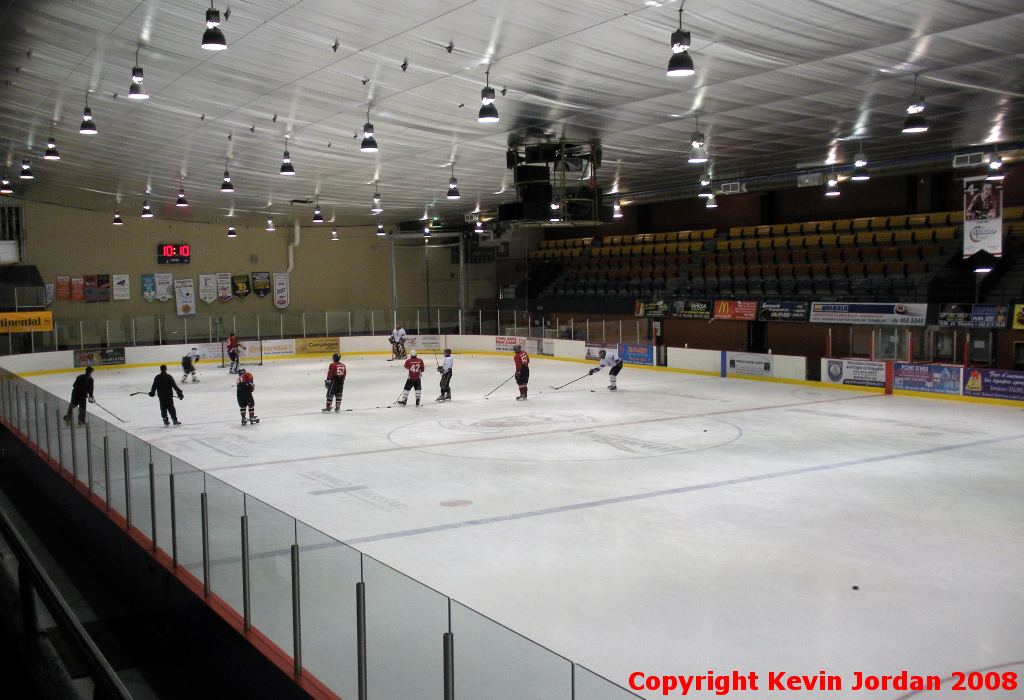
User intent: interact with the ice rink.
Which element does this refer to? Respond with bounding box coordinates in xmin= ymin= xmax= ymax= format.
xmin=27 ymin=352 xmax=1024 ymax=697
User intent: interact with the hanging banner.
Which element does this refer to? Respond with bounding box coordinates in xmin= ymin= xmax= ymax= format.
xmin=0 ymin=311 xmax=54 ymax=333
xmin=809 ymin=302 xmax=927 ymax=326
xmin=757 ymin=301 xmax=808 ymax=322
xmin=252 ymin=271 xmax=271 ymax=298
xmin=83 ymin=275 xmax=98 ymax=302
xmin=154 ymin=272 xmax=174 ymax=302
xmin=71 ymin=277 xmax=85 ymax=302
xmin=97 ymin=274 xmax=111 ymax=302
xmin=963 ymin=177 xmax=1002 ymax=257
xmin=174 ymin=278 xmax=196 ymax=316
xmin=232 ymin=274 xmax=251 ymax=299
xmin=217 ymin=272 xmax=233 ymax=302
xmin=634 ymin=300 xmax=671 ymax=318
xmin=56 ymin=275 xmax=71 ymax=301
xmin=141 ymin=274 xmax=157 ymax=302
xmin=1014 ymin=304 xmax=1024 ymax=330
xmin=937 ymin=304 xmax=1009 ymax=329
xmin=112 ymin=275 xmax=130 ymax=300
xmin=713 ymin=300 xmax=758 ymax=321
xmin=273 ymin=272 xmax=290 ymax=309
xmin=671 ymin=300 xmax=712 ymax=320
xmin=45 ymin=283 xmax=55 ymax=306
xmin=199 ymin=274 xmax=217 ymax=304
xmin=822 ymin=359 xmax=887 ymax=388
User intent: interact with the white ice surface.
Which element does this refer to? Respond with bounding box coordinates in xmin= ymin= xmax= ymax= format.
xmin=27 ymin=354 xmax=1024 ymax=697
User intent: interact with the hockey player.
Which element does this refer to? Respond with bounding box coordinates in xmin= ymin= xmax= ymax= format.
xmin=436 ymin=348 xmax=453 ymax=401
xmin=236 ymin=368 xmax=259 ymax=425
xmin=182 ymin=347 xmax=201 ymax=383
xmin=513 ymin=344 xmax=530 ymax=401
xmin=588 ymin=349 xmax=624 ymax=391
xmin=226 ymin=332 xmax=241 ymax=373
xmin=149 ymin=365 xmax=184 ymax=426
xmin=323 ymin=353 xmax=347 ymax=412
xmin=389 ymin=323 xmax=407 ymax=361
xmin=395 ymin=349 xmax=425 ymax=406
xmin=63 ymin=366 xmax=95 ymax=425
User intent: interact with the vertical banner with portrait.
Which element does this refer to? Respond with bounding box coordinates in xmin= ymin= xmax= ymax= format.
xmin=963 ymin=176 xmax=1002 ymax=257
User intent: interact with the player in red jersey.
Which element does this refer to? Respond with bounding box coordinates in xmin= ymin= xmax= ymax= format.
xmin=395 ymin=350 xmax=426 ymax=406
xmin=226 ymin=332 xmax=242 ymax=374
xmin=236 ymin=368 xmax=259 ymax=425
xmin=513 ymin=344 xmax=530 ymax=401
xmin=323 ymin=353 xmax=347 ymax=412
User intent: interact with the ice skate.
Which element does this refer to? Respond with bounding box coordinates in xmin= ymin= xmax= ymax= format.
xmin=249 ymin=416 xmax=259 ymax=424
xmin=172 ymin=419 xmax=182 ymax=426
xmin=608 ymin=385 xmax=617 ymax=391
xmin=395 ymin=399 xmax=407 ymax=406
xmin=334 ymin=406 xmax=341 ymax=412
xmin=322 ymin=407 xmax=333 ymax=413
xmin=62 ymin=415 xmax=71 ymax=425
xmin=192 ymin=376 xmax=199 ymax=383
xmin=164 ymin=419 xmax=170 ymax=427
xmin=435 ymin=396 xmax=445 ymax=402
xmin=516 ymin=394 xmax=528 ymax=401
xmin=241 ymin=416 xmax=248 ymax=425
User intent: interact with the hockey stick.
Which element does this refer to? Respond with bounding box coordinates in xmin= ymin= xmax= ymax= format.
xmin=92 ymin=401 xmax=128 ymax=423
xmin=551 ymin=373 xmax=592 ymax=390
xmin=129 ymin=391 xmax=147 ymax=396
xmin=484 ymin=374 xmax=515 ymax=397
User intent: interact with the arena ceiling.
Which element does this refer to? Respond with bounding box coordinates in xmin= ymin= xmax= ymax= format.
xmin=0 ymin=0 xmax=1022 ymax=228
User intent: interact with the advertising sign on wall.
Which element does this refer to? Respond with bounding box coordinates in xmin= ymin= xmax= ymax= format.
xmin=634 ymin=300 xmax=671 ymax=318
xmin=809 ymin=302 xmax=927 ymax=326
xmin=71 ymin=277 xmax=85 ymax=302
xmin=273 ymin=272 xmax=290 ymax=309
xmin=73 ymin=348 xmax=126 ymax=368
xmin=585 ymin=342 xmax=617 ymax=360
xmin=252 ymin=271 xmax=271 ymax=297
xmin=713 ymin=300 xmax=758 ymax=321
xmin=822 ymin=359 xmax=886 ymax=388
xmin=198 ymin=275 xmax=217 ymax=304
xmin=154 ymin=273 xmax=174 ymax=302
xmin=618 ymin=344 xmax=654 ymax=366
xmin=963 ymin=368 xmax=1024 ymax=402
xmin=893 ymin=364 xmax=962 ymax=396
xmin=256 ymin=339 xmax=296 ymax=357
xmin=409 ymin=335 xmax=443 ymax=351
xmin=112 ymin=275 xmax=130 ymax=300
xmin=174 ymin=278 xmax=196 ymax=315
xmin=1011 ymin=304 xmax=1024 ymax=330
xmin=217 ymin=272 xmax=233 ymax=302
xmin=495 ymin=336 xmax=519 ymax=352
xmin=727 ymin=352 xmax=774 ymax=377
xmin=196 ymin=342 xmax=225 ymax=361
xmin=937 ymin=304 xmax=1009 ymax=328
xmin=295 ymin=337 xmax=341 ymax=355
xmin=524 ymin=337 xmax=553 ymax=356
xmin=963 ymin=176 xmax=1002 ymax=257
xmin=757 ymin=301 xmax=808 ymax=322
xmin=671 ymin=300 xmax=712 ymax=320
xmin=0 ymin=312 xmax=54 ymax=333
xmin=56 ymin=275 xmax=71 ymax=301
xmin=142 ymin=274 xmax=156 ymax=302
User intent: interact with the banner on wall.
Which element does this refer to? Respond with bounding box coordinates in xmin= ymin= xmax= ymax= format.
xmin=154 ymin=273 xmax=173 ymax=302
xmin=174 ymin=278 xmax=196 ymax=315
xmin=141 ymin=274 xmax=156 ymax=302
xmin=196 ymin=342 xmax=225 ymax=361
xmin=963 ymin=176 xmax=1002 ymax=257
xmin=97 ymin=274 xmax=111 ymax=302
xmin=408 ymin=335 xmax=442 ymax=351
xmin=1014 ymin=304 xmax=1024 ymax=330
xmin=727 ymin=352 xmax=774 ymax=377
xmin=822 ymin=359 xmax=886 ymax=388
xmin=585 ymin=341 xmax=617 ymax=360
xmin=964 ymin=368 xmax=1024 ymax=402
xmin=73 ymin=348 xmax=125 ymax=368
xmin=56 ymin=275 xmax=71 ymax=301
xmin=757 ymin=301 xmax=809 ymax=322
xmin=618 ymin=343 xmax=654 ymax=366
xmin=892 ymin=364 xmax=962 ymax=396
xmin=252 ymin=271 xmax=271 ymax=297
xmin=937 ymin=303 xmax=1009 ymax=329
xmin=232 ymin=274 xmax=251 ymax=299
xmin=296 ymin=337 xmax=340 ymax=355
xmin=71 ymin=277 xmax=85 ymax=302
xmin=634 ymin=300 xmax=671 ymax=318
xmin=112 ymin=275 xmax=130 ymax=300
xmin=713 ymin=300 xmax=758 ymax=321
xmin=45 ymin=284 xmax=54 ymax=306
xmin=254 ymin=339 xmax=295 ymax=358
xmin=671 ymin=300 xmax=712 ymax=320
xmin=273 ymin=272 xmax=289 ymax=309
xmin=217 ymin=272 xmax=232 ymax=302
xmin=198 ymin=275 xmax=217 ymax=304
xmin=83 ymin=275 xmax=98 ymax=302
xmin=495 ymin=336 xmax=519 ymax=352
xmin=524 ymin=337 xmax=554 ymax=356
xmin=809 ymin=302 xmax=927 ymax=326
xmin=0 ymin=311 xmax=53 ymax=333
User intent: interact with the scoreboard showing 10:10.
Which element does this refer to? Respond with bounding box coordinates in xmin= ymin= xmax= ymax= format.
xmin=157 ymin=243 xmax=191 ymax=264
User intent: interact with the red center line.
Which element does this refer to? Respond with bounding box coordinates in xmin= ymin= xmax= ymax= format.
xmin=205 ymin=391 xmax=883 ymax=473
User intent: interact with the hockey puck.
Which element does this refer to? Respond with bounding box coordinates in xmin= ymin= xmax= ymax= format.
xmin=852 ymin=586 xmax=859 ymax=590
xmin=591 ymin=390 xmax=595 ymax=392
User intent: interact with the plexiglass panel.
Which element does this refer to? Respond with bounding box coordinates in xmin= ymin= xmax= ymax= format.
xmin=244 ymin=494 xmax=295 ymax=655
xmin=574 ymin=664 xmax=643 ymax=700
xmin=204 ymin=474 xmax=246 ymax=611
xmin=172 ymin=464 xmax=206 ymax=579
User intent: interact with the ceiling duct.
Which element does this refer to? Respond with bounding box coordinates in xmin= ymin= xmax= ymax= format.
xmin=952 ymin=152 xmax=988 ymax=168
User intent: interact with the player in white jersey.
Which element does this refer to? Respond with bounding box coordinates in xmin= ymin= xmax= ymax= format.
xmin=435 ymin=348 xmax=453 ymax=401
xmin=181 ymin=347 xmax=201 ymax=383
xmin=588 ymin=349 xmax=624 ymax=390
xmin=389 ymin=324 xmax=408 ymax=361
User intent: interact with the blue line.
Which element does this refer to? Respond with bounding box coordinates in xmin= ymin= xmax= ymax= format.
xmin=345 ymin=432 xmax=1024 ymax=545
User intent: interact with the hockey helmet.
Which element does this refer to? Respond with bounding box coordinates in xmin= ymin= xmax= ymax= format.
xmin=410 ymin=349 xmax=418 ymax=357
xmin=512 ymin=344 xmax=522 ymax=352
xmin=192 ymin=347 xmax=198 ymax=351
xmin=237 ymin=367 xmax=245 ymax=374
xmin=229 ymin=331 xmax=235 ymax=337
xmin=598 ymin=349 xmax=607 ymax=358
xmin=333 ymin=352 xmax=341 ymax=362
xmin=444 ymin=348 xmax=451 ymax=357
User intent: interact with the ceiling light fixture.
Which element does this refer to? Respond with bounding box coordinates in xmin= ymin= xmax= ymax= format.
xmin=424 ymin=225 xmax=431 ymax=237
xmin=361 ymin=107 xmax=378 ymax=153
xmin=221 ymin=162 xmax=234 ymax=192
xmin=330 ymin=228 xmax=339 ymax=241
xmin=854 ymin=142 xmax=867 ymax=168
xmin=266 ymin=217 xmax=276 ymax=231
xmin=313 ymin=200 xmax=324 ymax=223
xmin=987 ymin=149 xmax=1004 ymax=181
xmin=705 ymin=195 xmax=717 ymax=209
xmin=201 ymin=2 xmax=227 ymax=51
xmin=176 ymin=184 xmax=188 ymax=207
xmin=478 ymin=66 xmax=499 ymax=123
xmin=989 ymin=150 xmax=1003 ymax=170
xmin=20 ymin=159 xmax=33 ymax=180
xmin=112 ymin=210 xmax=123 ymax=225
xmin=613 ymin=199 xmax=623 ymax=218
xmin=0 ymin=178 xmax=12 ymax=194
xmin=377 ymin=223 xmax=385 ymax=236
xmin=667 ymin=6 xmax=695 ymax=77
xmin=825 ymin=172 xmax=840 ymax=197
xmin=280 ymin=137 xmax=295 ymax=175
xmin=141 ymin=200 xmax=153 ymax=217
xmin=371 ymin=183 xmax=383 ymax=214
xmin=128 ymin=49 xmax=149 ymax=100
xmin=902 ymin=74 xmax=928 ymax=134
xmin=474 ymin=218 xmax=484 ymax=234
xmin=697 ymin=171 xmax=713 ymax=198
xmin=688 ymin=116 xmax=707 ymax=164
xmin=447 ymin=165 xmax=461 ymax=200
xmin=44 ymin=133 xmax=60 ymax=160
xmin=227 ymin=225 xmax=237 ymax=238
xmin=80 ymin=94 xmax=97 ymax=134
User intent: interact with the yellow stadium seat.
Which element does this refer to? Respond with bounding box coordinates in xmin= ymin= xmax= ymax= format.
xmin=837 ymin=234 xmax=855 ymax=248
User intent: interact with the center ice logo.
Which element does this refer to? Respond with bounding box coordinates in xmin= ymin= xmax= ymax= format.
xmin=440 ymin=411 xmax=596 ymax=433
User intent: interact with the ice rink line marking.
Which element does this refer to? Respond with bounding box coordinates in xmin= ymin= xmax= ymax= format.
xmin=205 ymin=392 xmax=882 ymax=472
xmin=344 ymin=432 xmax=1024 ymax=545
